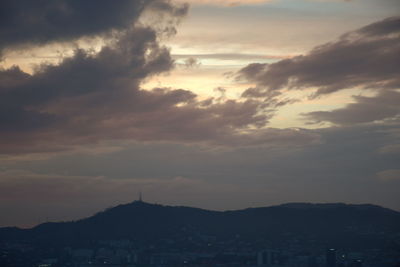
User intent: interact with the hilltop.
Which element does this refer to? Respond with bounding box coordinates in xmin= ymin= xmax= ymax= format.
xmin=1 ymin=201 xmax=399 ymax=249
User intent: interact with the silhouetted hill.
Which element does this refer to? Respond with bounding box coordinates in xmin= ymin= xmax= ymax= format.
xmin=1 ymin=201 xmax=400 ymax=248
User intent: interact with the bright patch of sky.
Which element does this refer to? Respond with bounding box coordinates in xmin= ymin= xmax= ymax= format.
xmin=147 ymin=0 xmax=399 ymax=128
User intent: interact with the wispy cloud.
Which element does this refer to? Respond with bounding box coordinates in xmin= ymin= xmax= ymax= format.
xmin=238 ymin=17 xmax=400 ymax=97
xmin=303 ymin=90 xmax=400 ymax=125
xmin=177 ymin=0 xmax=272 ymax=7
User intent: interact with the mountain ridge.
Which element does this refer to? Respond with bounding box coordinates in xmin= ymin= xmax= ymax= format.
xmin=1 ymin=201 xmax=399 ymax=249
xmin=2 ymin=201 xmax=400 ymax=230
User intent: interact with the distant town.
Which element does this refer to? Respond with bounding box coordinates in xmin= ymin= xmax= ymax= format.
xmin=1 ymin=201 xmax=400 ymax=267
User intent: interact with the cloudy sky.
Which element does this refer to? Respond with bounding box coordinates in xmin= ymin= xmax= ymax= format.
xmin=0 ymin=0 xmax=399 ymax=228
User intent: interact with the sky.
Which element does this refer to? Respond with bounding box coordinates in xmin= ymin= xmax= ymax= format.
xmin=0 ymin=0 xmax=399 ymax=228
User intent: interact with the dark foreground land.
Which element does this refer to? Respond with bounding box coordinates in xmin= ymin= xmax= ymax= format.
xmin=1 ymin=201 xmax=400 ymax=267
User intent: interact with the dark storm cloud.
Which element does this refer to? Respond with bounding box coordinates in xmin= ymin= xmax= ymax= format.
xmin=0 ymin=26 xmax=278 ymax=154
xmin=0 ymin=0 xmax=188 ymax=54
xmin=303 ymin=90 xmax=400 ymax=125
xmin=0 ymin=26 xmax=170 ymax=129
xmin=238 ymin=16 xmax=400 ymax=98
xmin=1 ymin=0 xmax=303 ymax=155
